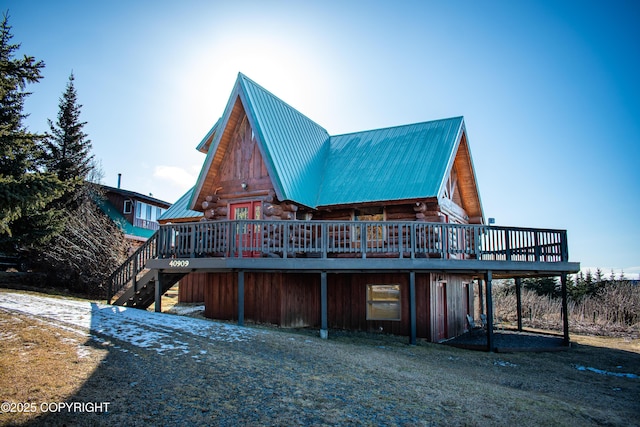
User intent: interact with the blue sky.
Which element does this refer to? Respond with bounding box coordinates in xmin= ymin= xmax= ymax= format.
xmin=5 ymin=0 xmax=639 ymax=277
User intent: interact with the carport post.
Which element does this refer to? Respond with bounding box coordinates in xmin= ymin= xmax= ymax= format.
xmin=561 ymin=273 xmax=569 ymax=346
xmin=485 ymin=271 xmax=494 ymax=352
xmin=477 ymin=277 xmax=484 ymax=316
xmin=238 ymin=270 xmax=245 ymax=327
xmin=409 ymin=271 xmax=416 ymax=345
xmin=320 ymin=271 xmax=328 ymax=339
xmin=515 ymin=277 xmax=523 ymax=331
xmin=154 ymin=271 xmax=162 ymax=313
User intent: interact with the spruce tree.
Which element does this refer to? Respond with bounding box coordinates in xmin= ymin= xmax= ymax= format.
xmin=44 ymin=72 xmax=93 ymax=188
xmin=0 ymin=12 xmax=65 ymax=249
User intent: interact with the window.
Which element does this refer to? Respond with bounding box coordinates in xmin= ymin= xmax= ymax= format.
xmin=366 ymin=284 xmax=401 ymax=321
xmin=355 ymin=207 xmax=385 ymax=245
xmin=123 ymin=200 xmax=133 ymax=214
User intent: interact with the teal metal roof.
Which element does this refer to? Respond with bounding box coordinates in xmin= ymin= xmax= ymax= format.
xmin=191 ymin=73 xmax=472 ymax=210
xmin=94 ymin=198 xmax=155 ymax=239
xmin=159 ymin=187 xmax=202 ymax=222
xmin=238 ymin=74 xmax=330 ymax=208
xmin=317 ymin=117 xmax=464 ymax=206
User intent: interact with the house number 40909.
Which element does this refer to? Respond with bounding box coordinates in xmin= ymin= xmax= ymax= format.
xmin=169 ymin=259 xmax=190 ymax=268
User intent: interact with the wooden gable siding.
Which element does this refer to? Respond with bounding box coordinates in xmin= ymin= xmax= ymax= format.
xmin=446 ymin=133 xmax=482 ymax=223
xmin=199 ymin=107 xmax=277 ymax=221
xmin=197 ymin=97 xmax=245 ymax=209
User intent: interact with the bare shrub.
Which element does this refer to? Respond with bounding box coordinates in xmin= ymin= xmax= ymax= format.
xmin=33 ymin=185 xmax=131 ymax=297
xmin=493 ymin=282 xmax=640 ymax=337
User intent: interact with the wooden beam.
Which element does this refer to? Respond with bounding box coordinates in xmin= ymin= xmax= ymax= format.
xmin=409 ymin=271 xmax=416 ymax=345
xmin=477 ymin=278 xmax=484 ymax=316
xmin=154 ymin=271 xmax=162 ymax=313
xmin=561 ymin=273 xmax=570 ymax=346
xmin=515 ymin=277 xmax=523 ymax=331
xmin=320 ymin=271 xmax=328 ymax=339
xmin=238 ymin=270 xmax=245 ymax=327
xmin=485 ymin=271 xmax=494 ymax=352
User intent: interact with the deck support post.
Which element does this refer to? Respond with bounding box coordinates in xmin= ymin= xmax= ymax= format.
xmin=515 ymin=277 xmax=523 ymax=331
xmin=320 ymin=271 xmax=328 ymax=339
xmin=485 ymin=271 xmax=494 ymax=352
xmin=477 ymin=277 xmax=484 ymax=316
xmin=560 ymin=273 xmax=570 ymax=346
xmin=238 ymin=270 xmax=245 ymax=327
xmin=409 ymin=271 xmax=416 ymax=345
xmin=154 ymin=271 xmax=162 ymax=313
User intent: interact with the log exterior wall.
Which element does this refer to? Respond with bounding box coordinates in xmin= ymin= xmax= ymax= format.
xmin=200 ymin=271 xmax=473 ymax=342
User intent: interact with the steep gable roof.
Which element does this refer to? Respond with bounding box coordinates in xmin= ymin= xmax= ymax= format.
xmin=191 ymin=73 xmax=330 ymax=209
xmin=318 ymin=117 xmax=464 ymax=207
xmin=190 ymin=73 xmax=483 ymax=221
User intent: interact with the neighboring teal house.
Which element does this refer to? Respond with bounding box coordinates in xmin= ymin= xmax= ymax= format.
xmin=98 ymin=185 xmax=171 ymax=245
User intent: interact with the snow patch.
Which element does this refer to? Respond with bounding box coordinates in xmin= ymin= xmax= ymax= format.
xmin=0 ymin=292 xmax=259 ymax=356
xmin=575 ymin=365 xmax=639 ymax=379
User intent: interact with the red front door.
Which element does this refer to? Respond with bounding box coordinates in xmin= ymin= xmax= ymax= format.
xmin=230 ymin=201 xmax=261 ymax=257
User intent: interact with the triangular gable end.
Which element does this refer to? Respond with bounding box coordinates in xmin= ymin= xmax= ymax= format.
xmin=190 ymin=73 xmax=330 ymax=211
xmin=190 ymin=94 xmax=283 ymax=211
xmin=190 ymin=77 xmax=287 ymax=211
xmin=437 ymin=123 xmax=484 ymax=224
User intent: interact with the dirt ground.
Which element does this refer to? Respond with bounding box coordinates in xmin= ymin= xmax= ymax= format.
xmin=0 ymin=288 xmax=639 ymax=426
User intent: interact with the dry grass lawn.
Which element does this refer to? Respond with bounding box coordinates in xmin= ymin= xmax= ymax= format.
xmin=1 ymin=288 xmax=639 ymax=426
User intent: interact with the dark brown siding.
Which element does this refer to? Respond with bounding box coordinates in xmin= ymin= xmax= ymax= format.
xmin=324 ymin=273 xmax=431 ymax=338
xmin=245 ymin=272 xmax=281 ymax=325
xmin=280 ymin=274 xmax=320 ymax=328
xmin=200 ymin=271 xmax=472 ymax=342
xmin=203 ymin=273 xmax=237 ymax=320
xmin=178 ymin=273 xmax=207 ymax=303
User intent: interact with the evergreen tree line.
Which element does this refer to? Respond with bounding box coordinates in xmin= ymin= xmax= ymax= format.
xmin=520 ymin=269 xmax=637 ymax=302
xmin=0 ymin=12 xmax=129 ymax=295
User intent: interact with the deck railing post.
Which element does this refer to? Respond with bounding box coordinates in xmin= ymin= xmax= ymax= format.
xmin=561 ymin=230 xmax=569 ymax=262
xmin=534 ymin=231 xmax=541 ymax=262
xmin=189 ymin=223 xmax=196 ymax=258
xmin=283 ymin=222 xmax=289 ymax=259
xmin=361 ymin=223 xmax=366 ymax=259
xmin=322 ymin=222 xmax=328 ymax=258
xmin=133 ymin=254 xmax=138 ymax=293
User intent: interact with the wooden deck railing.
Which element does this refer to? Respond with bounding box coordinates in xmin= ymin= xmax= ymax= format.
xmin=156 ymin=220 xmax=569 ymax=263
xmin=107 ymin=231 xmax=158 ymax=303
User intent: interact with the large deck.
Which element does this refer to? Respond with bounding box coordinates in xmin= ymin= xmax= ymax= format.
xmin=143 ymin=220 xmax=578 ymax=276
xmin=108 ymin=219 xmax=579 ymax=348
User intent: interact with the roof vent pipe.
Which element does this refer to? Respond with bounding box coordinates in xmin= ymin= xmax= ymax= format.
xmin=117 ymin=173 xmax=122 ymax=189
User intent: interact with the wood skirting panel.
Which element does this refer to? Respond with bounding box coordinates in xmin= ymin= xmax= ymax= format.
xmin=178 ymin=273 xmax=207 ymax=303
xmin=199 ymin=271 xmax=473 ymax=342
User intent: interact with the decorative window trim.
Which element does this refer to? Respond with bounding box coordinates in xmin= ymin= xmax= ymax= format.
xmin=123 ymin=199 xmax=133 ymax=214
xmin=366 ymin=284 xmax=401 ymax=321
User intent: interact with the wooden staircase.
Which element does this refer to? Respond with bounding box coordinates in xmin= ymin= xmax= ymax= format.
xmin=107 ymin=232 xmax=185 ymax=310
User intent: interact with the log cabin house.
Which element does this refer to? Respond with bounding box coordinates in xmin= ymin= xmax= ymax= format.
xmin=108 ymin=73 xmax=580 ymax=349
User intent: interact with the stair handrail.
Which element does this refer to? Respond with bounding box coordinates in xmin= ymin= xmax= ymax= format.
xmin=107 ymin=231 xmax=158 ymax=303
